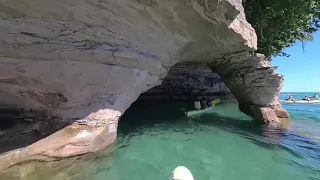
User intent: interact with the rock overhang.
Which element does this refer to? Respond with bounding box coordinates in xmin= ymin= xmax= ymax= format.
xmin=0 ymin=0 xmax=256 ymax=64
xmin=0 ymin=0 xmax=288 ymax=171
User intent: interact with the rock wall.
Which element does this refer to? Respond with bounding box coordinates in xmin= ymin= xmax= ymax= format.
xmin=139 ymin=63 xmax=233 ymax=100
xmin=0 ymin=0 xmax=288 ymax=170
xmin=210 ymin=51 xmax=289 ymax=124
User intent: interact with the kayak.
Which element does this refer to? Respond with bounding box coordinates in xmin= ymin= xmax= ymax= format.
xmin=170 ymin=166 xmax=194 ymax=180
xmin=186 ymin=105 xmax=215 ymax=116
xmin=280 ymin=99 xmax=320 ymax=103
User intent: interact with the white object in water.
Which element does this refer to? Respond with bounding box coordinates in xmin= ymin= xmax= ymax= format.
xmin=169 ymin=166 xmax=194 ymax=180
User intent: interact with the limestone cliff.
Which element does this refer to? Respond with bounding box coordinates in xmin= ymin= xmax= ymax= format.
xmin=0 ymin=0 xmax=288 ymax=170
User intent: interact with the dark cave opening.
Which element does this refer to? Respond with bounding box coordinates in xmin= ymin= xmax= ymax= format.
xmin=138 ymin=63 xmax=234 ymax=101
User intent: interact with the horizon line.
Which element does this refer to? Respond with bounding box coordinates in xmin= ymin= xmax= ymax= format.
xmin=281 ymin=91 xmax=319 ymax=93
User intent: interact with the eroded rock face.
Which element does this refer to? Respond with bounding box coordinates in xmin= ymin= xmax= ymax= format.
xmin=139 ymin=63 xmax=233 ymax=100
xmin=0 ymin=0 xmax=287 ymax=170
xmin=0 ymin=60 xmax=160 ymax=171
xmin=210 ymin=52 xmax=290 ymax=124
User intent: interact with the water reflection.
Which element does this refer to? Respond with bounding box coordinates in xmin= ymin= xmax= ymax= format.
xmin=0 ymin=147 xmax=116 ymax=180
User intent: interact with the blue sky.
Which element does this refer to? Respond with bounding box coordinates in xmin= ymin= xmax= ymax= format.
xmin=272 ymin=31 xmax=320 ymax=92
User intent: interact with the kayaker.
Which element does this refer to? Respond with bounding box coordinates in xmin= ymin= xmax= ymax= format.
xmin=194 ymin=97 xmax=214 ymax=110
xmin=286 ymin=95 xmax=295 ymax=102
xmin=187 ymin=98 xmax=221 ymax=116
xmin=200 ymin=97 xmax=210 ymax=109
xmin=302 ymin=95 xmax=311 ymax=101
xmin=193 ymin=97 xmax=201 ymax=110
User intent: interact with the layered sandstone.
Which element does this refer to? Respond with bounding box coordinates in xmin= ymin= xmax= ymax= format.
xmin=139 ymin=63 xmax=233 ymax=100
xmin=0 ymin=0 xmax=288 ymax=171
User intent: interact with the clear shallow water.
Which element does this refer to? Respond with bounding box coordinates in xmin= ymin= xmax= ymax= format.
xmin=1 ymin=94 xmax=320 ymax=180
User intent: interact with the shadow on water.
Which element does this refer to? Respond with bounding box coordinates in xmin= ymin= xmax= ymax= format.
xmin=119 ymin=100 xmax=320 ymax=161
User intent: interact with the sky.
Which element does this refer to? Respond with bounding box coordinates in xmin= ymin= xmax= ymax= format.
xmin=272 ymin=31 xmax=320 ymax=92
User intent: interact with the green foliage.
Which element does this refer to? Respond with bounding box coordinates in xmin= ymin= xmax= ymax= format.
xmin=243 ymin=0 xmax=320 ymax=58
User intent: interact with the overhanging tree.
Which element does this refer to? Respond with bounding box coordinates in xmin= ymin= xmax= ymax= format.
xmin=243 ymin=0 xmax=320 ymax=59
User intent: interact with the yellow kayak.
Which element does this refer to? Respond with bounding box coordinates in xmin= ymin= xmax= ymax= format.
xmin=187 ymin=99 xmax=220 ymax=116
xmin=186 ymin=106 xmax=215 ymax=116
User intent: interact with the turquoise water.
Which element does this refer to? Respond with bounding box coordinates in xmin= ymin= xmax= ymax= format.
xmin=1 ymin=93 xmax=320 ymax=180
xmin=279 ymin=92 xmax=320 ymax=144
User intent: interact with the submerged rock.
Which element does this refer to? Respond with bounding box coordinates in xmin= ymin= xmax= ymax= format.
xmin=0 ymin=0 xmax=288 ymax=170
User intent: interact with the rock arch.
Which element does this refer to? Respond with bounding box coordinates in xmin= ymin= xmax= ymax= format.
xmin=0 ymin=0 xmax=288 ymax=170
